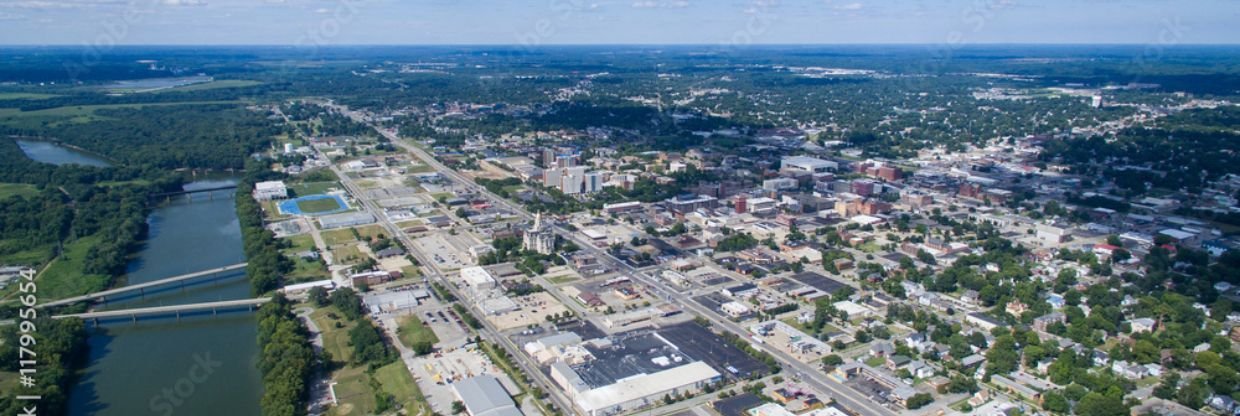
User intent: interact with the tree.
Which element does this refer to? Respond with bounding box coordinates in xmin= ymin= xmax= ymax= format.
xmin=1076 ymin=392 xmax=1128 ymax=416
xmin=1176 ymin=377 xmax=1210 ymax=409
xmin=822 ymin=354 xmax=844 ymax=368
xmin=985 ymin=335 xmax=1020 ymax=376
xmin=330 ymin=287 xmax=364 ymax=320
xmin=905 ymin=393 xmax=934 ymax=409
xmin=1042 ymin=390 xmax=1070 ymax=414
xmin=308 ymin=286 xmax=328 ymax=307
xmin=451 ymin=401 xmax=466 ymax=414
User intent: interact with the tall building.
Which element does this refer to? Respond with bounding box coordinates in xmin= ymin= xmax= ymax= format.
xmin=523 ymin=213 xmax=556 ymax=255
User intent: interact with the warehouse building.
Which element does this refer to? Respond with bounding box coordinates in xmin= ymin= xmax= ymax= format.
xmin=548 ymin=331 xmax=723 ymax=416
xmin=451 ymin=375 xmax=523 ymax=416
xmin=317 ymin=211 xmax=375 ymax=229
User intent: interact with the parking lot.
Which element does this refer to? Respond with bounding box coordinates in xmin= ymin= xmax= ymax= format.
xmin=406 ymin=347 xmax=519 ymax=415
xmin=485 ymin=292 xmax=571 ymax=331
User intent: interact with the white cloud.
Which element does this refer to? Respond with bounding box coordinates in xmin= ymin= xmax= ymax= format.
xmin=631 ymin=0 xmax=688 ymax=9
xmin=159 ymin=0 xmax=206 ymax=6
xmin=832 ymin=2 xmax=862 ymax=11
xmin=0 ymin=0 xmax=125 ymax=9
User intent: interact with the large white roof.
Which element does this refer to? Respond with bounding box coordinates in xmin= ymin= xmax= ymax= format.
xmin=575 ymin=361 xmax=720 ymax=412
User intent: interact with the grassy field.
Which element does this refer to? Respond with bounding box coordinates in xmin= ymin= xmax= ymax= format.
xmin=354 ymin=225 xmax=388 ymax=241
xmin=396 ymin=315 xmax=439 ymax=351
xmin=150 ymin=80 xmax=263 ymax=93
xmin=297 ymin=197 xmax=344 ymax=213
xmin=546 ymin=274 xmax=579 ymax=285
xmin=373 ymin=361 xmax=430 ymax=415
xmin=0 ymin=183 xmax=38 ymax=200
xmin=35 ymin=235 xmax=113 ymax=301
xmin=311 ymin=306 xmax=358 ymax=363
xmin=400 ymin=265 xmax=420 ymax=279
xmin=312 ymin=306 xmax=428 ymax=416
xmin=0 ymin=92 xmax=58 ymax=100
xmin=330 ymin=245 xmax=367 ymax=265
xmin=283 ymin=234 xmax=317 ymax=252
xmin=328 ymin=366 xmax=376 ymax=416
xmin=0 ymin=241 xmax=53 ymax=271
xmin=285 ymin=255 xmax=329 ymax=283
xmin=289 ymin=181 xmax=339 ymax=197
xmin=96 ymin=179 xmax=153 ymax=188
xmin=0 ymin=100 xmax=243 ymax=129
xmin=322 ymin=229 xmax=357 ymax=246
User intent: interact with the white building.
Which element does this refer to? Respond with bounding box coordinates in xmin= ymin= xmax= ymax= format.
xmin=523 ymin=213 xmax=556 ymax=255
xmin=782 ymin=156 xmax=838 ymax=174
xmin=460 ymin=266 xmax=497 ymax=291
xmin=555 ymin=361 xmax=721 ymax=416
xmin=252 ymin=180 xmax=288 ymax=201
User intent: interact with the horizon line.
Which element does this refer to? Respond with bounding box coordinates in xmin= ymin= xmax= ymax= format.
xmin=2 ymin=42 xmax=1240 ymax=48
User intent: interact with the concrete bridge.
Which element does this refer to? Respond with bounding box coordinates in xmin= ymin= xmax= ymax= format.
xmin=39 ymin=262 xmax=248 ymax=308
xmin=149 ymin=184 xmax=239 ymax=200
xmin=55 ymin=298 xmax=271 ymax=323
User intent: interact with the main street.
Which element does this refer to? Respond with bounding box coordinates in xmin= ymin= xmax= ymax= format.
xmin=284 ymin=102 xmax=575 ymax=415
xmin=330 ymin=103 xmax=897 ymax=416
xmin=328 ymin=163 xmax=577 ymax=415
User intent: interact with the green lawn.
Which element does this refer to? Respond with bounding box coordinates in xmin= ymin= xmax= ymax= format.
xmin=546 ymin=274 xmax=579 ymax=285
xmin=330 ymin=245 xmax=367 ymax=265
xmin=322 ymin=229 xmax=357 ymax=246
xmin=396 ymin=315 xmax=439 ymax=352
xmin=0 ymin=183 xmax=37 ymax=200
xmin=0 ymin=101 xmax=243 ymax=129
xmin=297 ymin=197 xmax=344 ymax=214
xmin=865 ymin=355 xmax=887 ymax=367
xmin=35 ymin=235 xmax=113 ymax=301
xmin=285 ymin=255 xmax=329 ymax=283
xmin=328 ymin=366 xmax=376 ymax=416
xmin=354 ymin=225 xmax=388 ymax=241
xmin=150 ymin=80 xmax=262 ymax=93
xmin=283 ymin=234 xmax=317 ymax=252
xmin=373 ymin=360 xmax=430 ymax=415
xmin=0 ymin=241 xmax=53 ymax=269
xmin=289 ymin=181 xmax=339 ymax=197
xmin=400 ymin=266 xmax=421 ymax=279
xmin=0 ymin=92 xmax=59 ymax=100
xmin=311 ymin=306 xmax=358 ymax=363
xmin=96 ymin=179 xmax=153 ymax=188
xmin=406 ymin=163 xmax=436 ymax=174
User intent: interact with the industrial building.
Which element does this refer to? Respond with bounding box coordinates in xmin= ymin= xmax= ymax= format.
xmin=543 ymin=329 xmax=727 ymax=416
xmin=451 ymin=375 xmax=523 ymax=416
xmin=317 ymin=211 xmax=375 ymax=229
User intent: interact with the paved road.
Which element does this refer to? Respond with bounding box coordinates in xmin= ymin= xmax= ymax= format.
xmin=327 ymin=163 xmax=576 ymax=415
xmin=330 ymin=103 xmax=896 ymax=416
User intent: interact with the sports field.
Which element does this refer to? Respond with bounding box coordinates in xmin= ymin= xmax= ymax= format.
xmin=278 ymin=194 xmax=349 ymax=216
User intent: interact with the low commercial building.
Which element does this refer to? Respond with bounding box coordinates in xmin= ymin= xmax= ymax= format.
xmin=562 ymin=361 xmax=721 ymax=416
xmin=460 ymin=266 xmax=497 ymax=290
xmin=317 ymin=211 xmax=375 ymax=229
xmin=451 ymin=375 xmax=523 ymax=416
xmin=252 ymin=180 xmax=288 ymax=201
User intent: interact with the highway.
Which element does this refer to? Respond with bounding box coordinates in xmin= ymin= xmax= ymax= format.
xmin=326 ymin=103 xmax=897 ymax=416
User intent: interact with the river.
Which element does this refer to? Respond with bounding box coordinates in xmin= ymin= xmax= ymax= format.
xmin=15 ymin=139 xmax=112 ymax=167
xmin=67 ymin=178 xmax=263 ymax=416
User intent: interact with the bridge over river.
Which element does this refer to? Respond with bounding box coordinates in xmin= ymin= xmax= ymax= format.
xmin=39 ymin=262 xmax=248 ymax=308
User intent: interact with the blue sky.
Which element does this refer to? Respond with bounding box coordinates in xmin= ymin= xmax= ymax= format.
xmin=0 ymin=0 xmax=1235 ymax=45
